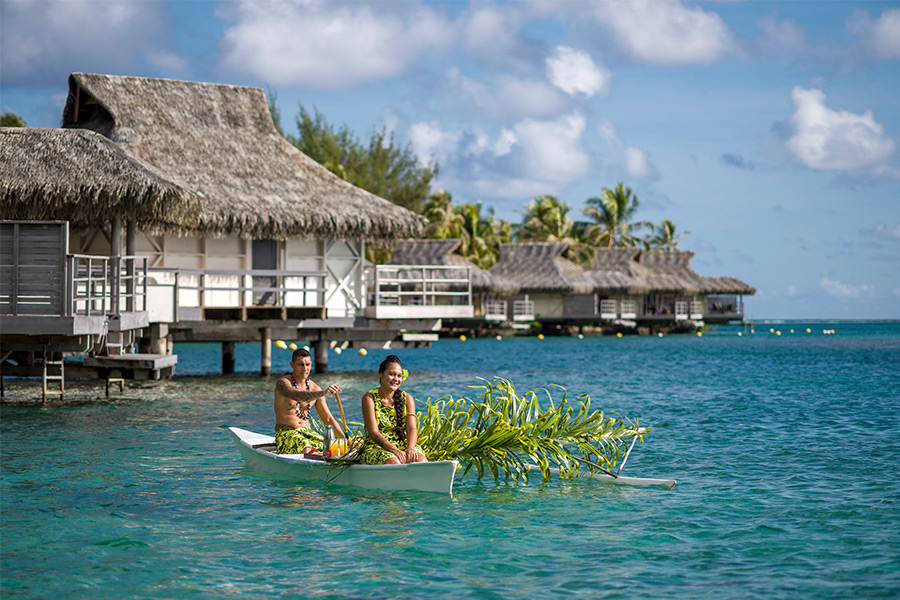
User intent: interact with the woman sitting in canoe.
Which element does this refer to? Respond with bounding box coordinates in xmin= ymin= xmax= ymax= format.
xmin=359 ymin=355 xmax=427 ymax=465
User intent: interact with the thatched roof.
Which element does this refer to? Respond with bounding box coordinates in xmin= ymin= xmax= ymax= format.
xmin=387 ymin=239 xmax=515 ymax=293
xmin=489 ymin=242 xmax=594 ymax=294
xmin=586 ymin=248 xmax=755 ymax=295
xmin=0 ymin=127 xmax=200 ymax=228
xmin=639 ymin=249 xmax=755 ymax=295
xmin=62 ymin=73 xmax=425 ymax=240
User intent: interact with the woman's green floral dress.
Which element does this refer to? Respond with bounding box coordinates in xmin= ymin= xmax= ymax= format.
xmin=359 ymin=388 xmax=424 ymax=464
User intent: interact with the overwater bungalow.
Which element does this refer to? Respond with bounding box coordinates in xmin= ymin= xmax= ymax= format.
xmin=586 ymin=248 xmax=755 ymax=329
xmin=1 ymin=73 xmax=473 ymax=395
xmin=487 ymin=242 xmax=595 ymax=326
xmin=1 ymin=126 xmax=201 ymax=394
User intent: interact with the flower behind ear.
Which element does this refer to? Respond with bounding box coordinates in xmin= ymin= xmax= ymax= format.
xmin=401 ymin=369 xmax=409 ymax=382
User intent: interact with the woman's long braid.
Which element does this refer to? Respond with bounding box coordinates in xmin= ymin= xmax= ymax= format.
xmin=393 ymin=388 xmax=406 ymax=442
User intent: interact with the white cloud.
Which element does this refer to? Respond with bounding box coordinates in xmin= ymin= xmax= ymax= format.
xmin=820 ymin=277 xmax=875 ymax=298
xmin=546 ymin=46 xmax=611 ymax=98
xmin=785 ymin=87 xmax=896 ymax=172
xmin=0 ymin=0 xmax=171 ymax=85
xmin=871 ymin=223 xmax=900 ymax=241
xmin=596 ymin=119 xmax=659 ymax=181
xmin=461 ymin=5 xmax=533 ymax=65
xmin=405 ymin=112 xmax=591 ymax=202
xmin=504 ymin=113 xmax=591 ymax=183
xmin=757 ymin=16 xmax=809 ymax=56
xmin=592 ymin=0 xmax=733 ymax=64
xmin=408 ymin=121 xmax=461 ymax=166
xmin=624 ymin=147 xmax=654 ymax=179
xmin=445 ymin=67 xmax=567 ymax=120
xmin=219 ymin=0 xmax=455 ymax=88
xmin=848 ymin=8 xmax=900 ymax=59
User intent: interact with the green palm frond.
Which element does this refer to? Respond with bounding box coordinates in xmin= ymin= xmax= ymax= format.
xmin=417 ymin=377 xmax=649 ymax=482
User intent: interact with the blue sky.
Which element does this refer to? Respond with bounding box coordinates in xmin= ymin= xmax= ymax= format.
xmin=2 ymin=0 xmax=898 ymax=320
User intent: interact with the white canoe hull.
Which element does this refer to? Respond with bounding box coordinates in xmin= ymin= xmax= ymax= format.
xmin=229 ymin=427 xmax=458 ymax=494
xmin=531 ymin=465 xmax=676 ymax=490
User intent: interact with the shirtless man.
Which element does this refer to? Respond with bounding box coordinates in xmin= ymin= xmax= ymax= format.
xmin=274 ymin=348 xmax=345 ymax=454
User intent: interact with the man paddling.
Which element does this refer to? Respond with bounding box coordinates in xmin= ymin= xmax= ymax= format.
xmin=274 ymin=348 xmax=345 ymax=454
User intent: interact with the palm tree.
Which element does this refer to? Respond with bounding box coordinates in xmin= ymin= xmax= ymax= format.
xmin=423 ymin=190 xmax=465 ymax=239
xmin=645 ymin=219 xmax=690 ymax=250
xmin=517 ymin=195 xmax=593 ymax=266
xmin=583 ymin=182 xmax=650 ymax=248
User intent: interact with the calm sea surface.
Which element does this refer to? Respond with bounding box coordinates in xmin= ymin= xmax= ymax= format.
xmin=2 ymin=322 xmax=899 ymax=598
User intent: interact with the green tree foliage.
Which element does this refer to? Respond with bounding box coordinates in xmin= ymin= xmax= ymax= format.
xmin=0 ymin=112 xmax=26 ymax=127
xmin=422 ymin=191 xmax=512 ymax=269
xmin=417 ymin=377 xmax=648 ymax=482
xmin=645 ymin=219 xmax=690 ymax=249
xmin=288 ymin=105 xmax=437 ymax=214
xmin=265 ymin=87 xmax=284 ymax=137
xmin=517 ymin=195 xmax=593 ymax=266
xmin=583 ymin=182 xmax=651 ymax=248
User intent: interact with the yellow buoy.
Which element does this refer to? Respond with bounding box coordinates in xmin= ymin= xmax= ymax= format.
xmin=459 ymin=334 xmax=467 ymax=341
xmin=769 ymin=328 xmax=775 ymax=333
xmin=776 ymin=331 xmax=781 ymax=336
xmin=616 ymin=332 xmax=623 ymax=338
xmin=288 ymin=343 xmax=298 ymax=350
xmin=275 ymin=340 xmax=287 ymax=349
xmin=697 ymin=331 xmax=703 ymax=337
xmin=538 ymin=334 xmax=544 ymax=339
xmin=806 ymin=328 xmax=811 ymax=333
xmin=358 ymin=348 xmax=367 ymax=356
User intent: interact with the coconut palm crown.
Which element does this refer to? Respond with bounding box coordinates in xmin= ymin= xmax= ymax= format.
xmin=583 ymin=182 xmax=651 ymax=248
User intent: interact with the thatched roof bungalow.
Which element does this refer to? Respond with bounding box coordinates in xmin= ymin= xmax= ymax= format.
xmin=0 ymin=127 xmax=200 ymax=230
xmin=489 ymin=242 xmax=594 ymax=294
xmin=487 ymin=242 xmax=595 ymax=321
xmin=638 ymin=249 xmax=755 ymax=296
xmin=62 ymin=72 xmax=425 ymax=241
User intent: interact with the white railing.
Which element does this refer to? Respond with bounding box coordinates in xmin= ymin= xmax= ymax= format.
xmin=599 ymin=299 xmax=617 ymax=319
xmin=483 ymin=299 xmax=507 ymax=320
xmin=675 ymin=300 xmax=689 ymax=321
xmin=512 ymin=299 xmax=535 ymax=321
xmin=146 ymin=267 xmax=327 ymax=322
xmin=620 ymin=299 xmax=637 ymax=320
xmin=690 ymin=299 xmax=704 ymax=320
xmin=367 ymin=265 xmax=473 ymax=319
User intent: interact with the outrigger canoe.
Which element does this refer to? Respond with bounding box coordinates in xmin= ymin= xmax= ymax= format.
xmin=230 ymin=427 xmax=676 ymax=494
xmin=229 ymin=427 xmax=459 ymax=494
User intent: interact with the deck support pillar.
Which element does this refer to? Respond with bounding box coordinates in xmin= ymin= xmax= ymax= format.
xmin=314 ymin=338 xmax=328 ymax=374
xmin=222 ymin=341 xmax=236 ymax=374
xmin=260 ymin=327 xmax=271 ymax=377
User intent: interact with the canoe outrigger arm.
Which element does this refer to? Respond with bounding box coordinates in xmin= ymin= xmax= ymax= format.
xmin=572 ymin=435 xmax=639 ymax=479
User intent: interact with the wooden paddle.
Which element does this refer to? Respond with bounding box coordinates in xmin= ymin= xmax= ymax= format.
xmin=334 ymin=392 xmax=348 ymax=437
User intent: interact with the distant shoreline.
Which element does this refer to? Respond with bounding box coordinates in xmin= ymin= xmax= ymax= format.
xmin=748 ymin=319 xmax=900 ymax=324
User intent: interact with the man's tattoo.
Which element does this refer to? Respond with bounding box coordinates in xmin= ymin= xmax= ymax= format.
xmin=275 ymin=377 xmax=326 ymax=402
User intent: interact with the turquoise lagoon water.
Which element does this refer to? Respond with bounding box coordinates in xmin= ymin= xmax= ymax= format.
xmin=2 ymin=322 xmax=899 ymax=598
